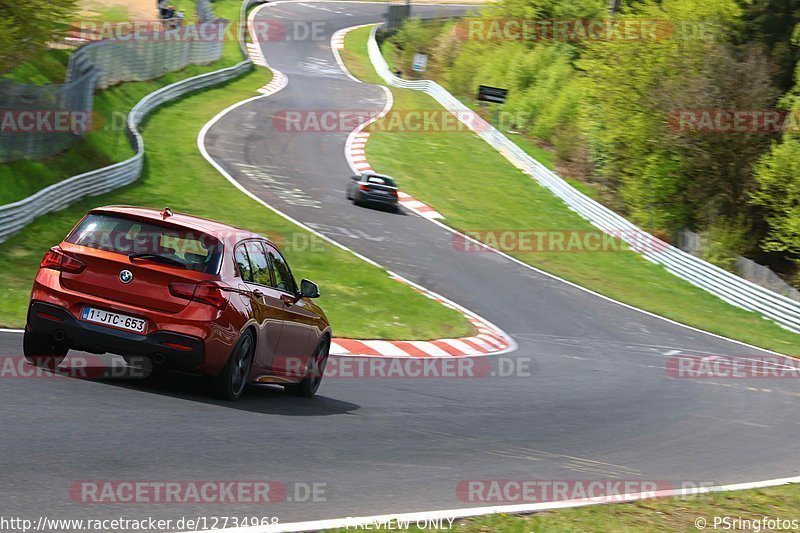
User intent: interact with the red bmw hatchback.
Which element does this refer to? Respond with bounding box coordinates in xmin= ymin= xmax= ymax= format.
xmin=25 ymin=206 xmax=331 ymax=400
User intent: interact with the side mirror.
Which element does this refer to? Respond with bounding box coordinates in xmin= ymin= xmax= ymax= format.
xmin=300 ymin=279 xmax=321 ymax=298
xmin=351 ymin=175 xmax=361 ymax=181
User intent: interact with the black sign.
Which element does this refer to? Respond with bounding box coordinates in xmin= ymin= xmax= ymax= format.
xmin=385 ymin=4 xmax=412 ymax=31
xmin=477 ymin=85 xmax=508 ymax=104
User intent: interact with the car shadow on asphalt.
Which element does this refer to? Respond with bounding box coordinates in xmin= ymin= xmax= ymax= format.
xmin=90 ymin=371 xmax=360 ymax=416
xmin=357 ymin=203 xmax=407 ymax=216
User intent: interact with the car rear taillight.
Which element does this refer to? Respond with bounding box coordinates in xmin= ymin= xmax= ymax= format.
xmin=169 ymin=281 xmax=228 ymax=310
xmin=40 ymin=246 xmax=85 ymax=273
xmin=160 ymin=342 xmax=193 ymax=351
xmin=358 ymin=184 xmax=370 ymax=191
xmin=390 ymin=189 xmax=398 ymax=196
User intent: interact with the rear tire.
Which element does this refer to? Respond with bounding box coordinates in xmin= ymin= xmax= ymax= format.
xmin=285 ymin=338 xmax=329 ymax=398
xmin=23 ymin=329 xmax=67 ymax=369
xmin=212 ymin=330 xmax=255 ymax=401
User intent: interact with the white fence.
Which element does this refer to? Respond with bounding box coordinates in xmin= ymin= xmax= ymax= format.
xmin=1 ymin=0 xmax=227 ymax=163
xmin=677 ymin=230 xmax=800 ymax=302
xmin=65 ymin=0 xmax=224 ymax=90
xmin=368 ymin=25 xmax=800 ymax=333
xmin=0 ymin=0 xmax=264 ymax=244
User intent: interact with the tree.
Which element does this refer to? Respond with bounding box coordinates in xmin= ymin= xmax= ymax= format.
xmin=0 ymin=0 xmax=77 ymax=74
xmin=490 ymin=0 xmax=607 ymax=19
xmin=390 ymin=17 xmax=449 ymax=75
xmin=751 ymin=27 xmax=800 ymax=261
xmin=751 ymin=137 xmax=800 ymax=258
xmin=737 ymin=0 xmax=800 ymax=91
xmin=578 ymin=0 xmax=776 ymax=234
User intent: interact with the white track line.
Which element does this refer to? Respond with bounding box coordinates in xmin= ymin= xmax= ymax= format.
xmin=188 ymin=475 xmax=800 ymax=532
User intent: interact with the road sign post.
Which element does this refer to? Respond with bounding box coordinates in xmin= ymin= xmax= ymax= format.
xmin=477 ymin=85 xmax=508 ymax=128
xmin=412 ymin=53 xmax=428 ymax=72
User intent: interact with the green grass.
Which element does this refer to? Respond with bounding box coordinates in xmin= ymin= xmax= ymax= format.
xmin=0 ymin=0 xmax=244 ymax=205
xmin=3 ymin=49 xmax=72 ymax=84
xmin=342 ymin=25 xmax=800 ymax=354
xmin=77 ymin=0 xmax=194 ymax=22
xmin=0 ymin=63 xmax=232 ymax=205
xmin=0 ymin=63 xmax=220 ymax=205
xmin=78 ymin=2 xmax=136 ymax=23
xmin=325 ymin=484 xmax=800 ymax=532
xmin=383 ymin=35 xmax=603 ymax=203
xmin=380 ymin=39 xmax=399 ymax=72
xmin=0 ymin=8 xmax=473 ymax=340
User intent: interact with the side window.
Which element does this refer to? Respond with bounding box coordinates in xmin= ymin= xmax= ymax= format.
xmin=234 ymin=245 xmax=252 ymax=282
xmin=266 ymin=246 xmax=296 ymax=294
xmin=245 ymin=241 xmax=272 ymax=287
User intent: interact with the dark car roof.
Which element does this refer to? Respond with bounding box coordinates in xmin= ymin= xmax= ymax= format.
xmin=89 ymin=206 xmax=270 ymax=247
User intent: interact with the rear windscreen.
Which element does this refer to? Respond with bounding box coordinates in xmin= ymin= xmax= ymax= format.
xmin=367 ymin=175 xmax=396 ymax=187
xmin=66 ymin=213 xmax=223 ymax=274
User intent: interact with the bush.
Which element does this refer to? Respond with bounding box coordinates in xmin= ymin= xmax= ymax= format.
xmin=699 ymin=218 xmax=751 ymax=271
xmin=389 ymin=17 xmax=449 ymax=77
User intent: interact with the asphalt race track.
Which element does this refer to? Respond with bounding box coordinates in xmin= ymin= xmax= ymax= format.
xmin=1 ymin=1 xmax=799 ymax=527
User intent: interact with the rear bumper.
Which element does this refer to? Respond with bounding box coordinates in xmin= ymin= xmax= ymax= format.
xmin=356 ymin=191 xmax=398 ymax=205
xmin=27 ymin=301 xmax=204 ymax=371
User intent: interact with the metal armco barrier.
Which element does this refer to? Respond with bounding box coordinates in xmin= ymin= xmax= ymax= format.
xmin=367 ymin=25 xmax=800 ymax=333
xmin=1 ymin=0 xmax=227 ymax=163
xmin=0 ymin=0 xmax=264 ymax=244
xmin=0 ymin=69 xmax=99 ymax=162
xmin=65 ymin=2 xmax=225 ymax=90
